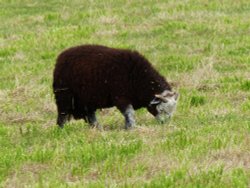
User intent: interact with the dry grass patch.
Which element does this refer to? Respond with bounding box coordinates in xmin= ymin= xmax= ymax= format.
xmin=1 ymin=112 xmax=41 ymax=126
xmin=192 ymin=147 xmax=250 ymax=175
xmin=179 ymin=56 xmax=220 ymax=89
xmin=228 ymin=91 xmax=249 ymax=105
xmin=3 ymin=163 xmax=50 ymax=188
xmin=211 ymin=148 xmax=250 ymax=171
xmin=131 ymin=153 xmax=179 ymax=179
xmin=95 ymin=29 xmax=118 ymax=37
xmin=42 ymin=101 xmax=56 ymax=115
xmin=82 ymin=152 xmax=179 ymax=185
xmin=99 ymin=16 xmax=119 ymax=25
xmin=12 ymin=52 xmax=26 ymax=61
xmin=0 ymin=90 xmax=8 ymax=102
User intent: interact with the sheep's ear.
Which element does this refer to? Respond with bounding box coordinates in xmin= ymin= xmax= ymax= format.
xmin=155 ymin=90 xmax=179 ymax=102
xmin=155 ymin=93 xmax=168 ymax=102
xmin=150 ymin=98 xmax=161 ymax=105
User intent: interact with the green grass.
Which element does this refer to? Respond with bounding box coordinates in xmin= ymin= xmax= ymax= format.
xmin=0 ymin=0 xmax=250 ymax=187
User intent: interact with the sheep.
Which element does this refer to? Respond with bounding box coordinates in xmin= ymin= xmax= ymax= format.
xmin=53 ymin=45 xmax=178 ymax=129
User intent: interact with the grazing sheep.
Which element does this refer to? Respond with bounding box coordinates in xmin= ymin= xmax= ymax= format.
xmin=53 ymin=45 xmax=178 ymax=129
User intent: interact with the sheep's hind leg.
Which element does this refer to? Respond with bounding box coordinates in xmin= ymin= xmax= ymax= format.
xmin=57 ymin=113 xmax=70 ymax=128
xmin=54 ymin=88 xmax=73 ymax=128
xmin=86 ymin=111 xmax=103 ymax=130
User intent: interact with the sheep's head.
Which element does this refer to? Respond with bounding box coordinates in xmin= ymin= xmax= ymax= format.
xmin=147 ymin=90 xmax=179 ymax=123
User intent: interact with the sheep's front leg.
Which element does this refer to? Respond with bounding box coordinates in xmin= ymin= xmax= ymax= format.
xmin=122 ymin=104 xmax=136 ymax=129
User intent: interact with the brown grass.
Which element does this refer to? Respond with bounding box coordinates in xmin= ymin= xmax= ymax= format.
xmin=180 ymin=56 xmax=220 ymax=89
xmin=191 ymin=145 xmax=250 ymax=177
xmin=3 ymin=163 xmax=50 ymax=188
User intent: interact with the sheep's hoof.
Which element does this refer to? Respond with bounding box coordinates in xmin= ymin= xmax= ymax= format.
xmin=125 ymin=124 xmax=136 ymax=130
xmin=90 ymin=123 xmax=103 ymax=131
xmin=58 ymin=125 xmax=64 ymax=128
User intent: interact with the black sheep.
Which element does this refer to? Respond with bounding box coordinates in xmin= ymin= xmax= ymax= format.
xmin=53 ymin=45 xmax=178 ymax=129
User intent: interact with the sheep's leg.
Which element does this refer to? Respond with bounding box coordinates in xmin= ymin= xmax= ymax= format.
xmin=57 ymin=113 xmax=70 ymax=128
xmin=121 ymin=104 xmax=136 ymax=129
xmin=114 ymin=97 xmax=136 ymax=129
xmin=86 ymin=111 xmax=102 ymax=130
xmin=54 ymin=89 xmax=73 ymax=128
xmin=86 ymin=111 xmax=97 ymax=126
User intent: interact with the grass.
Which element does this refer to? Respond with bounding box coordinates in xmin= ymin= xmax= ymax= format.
xmin=0 ymin=0 xmax=250 ymax=187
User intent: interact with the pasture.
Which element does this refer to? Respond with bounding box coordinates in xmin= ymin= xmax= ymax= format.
xmin=0 ymin=0 xmax=249 ymax=187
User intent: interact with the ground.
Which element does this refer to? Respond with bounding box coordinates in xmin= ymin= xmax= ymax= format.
xmin=0 ymin=0 xmax=250 ymax=187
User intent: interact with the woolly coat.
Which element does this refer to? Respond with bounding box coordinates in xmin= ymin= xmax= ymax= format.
xmin=53 ymin=45 xmax=172 ymax=118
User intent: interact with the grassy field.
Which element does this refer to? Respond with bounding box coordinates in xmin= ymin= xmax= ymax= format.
xmin=0 ymin=0 xmax=250 ymax=187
